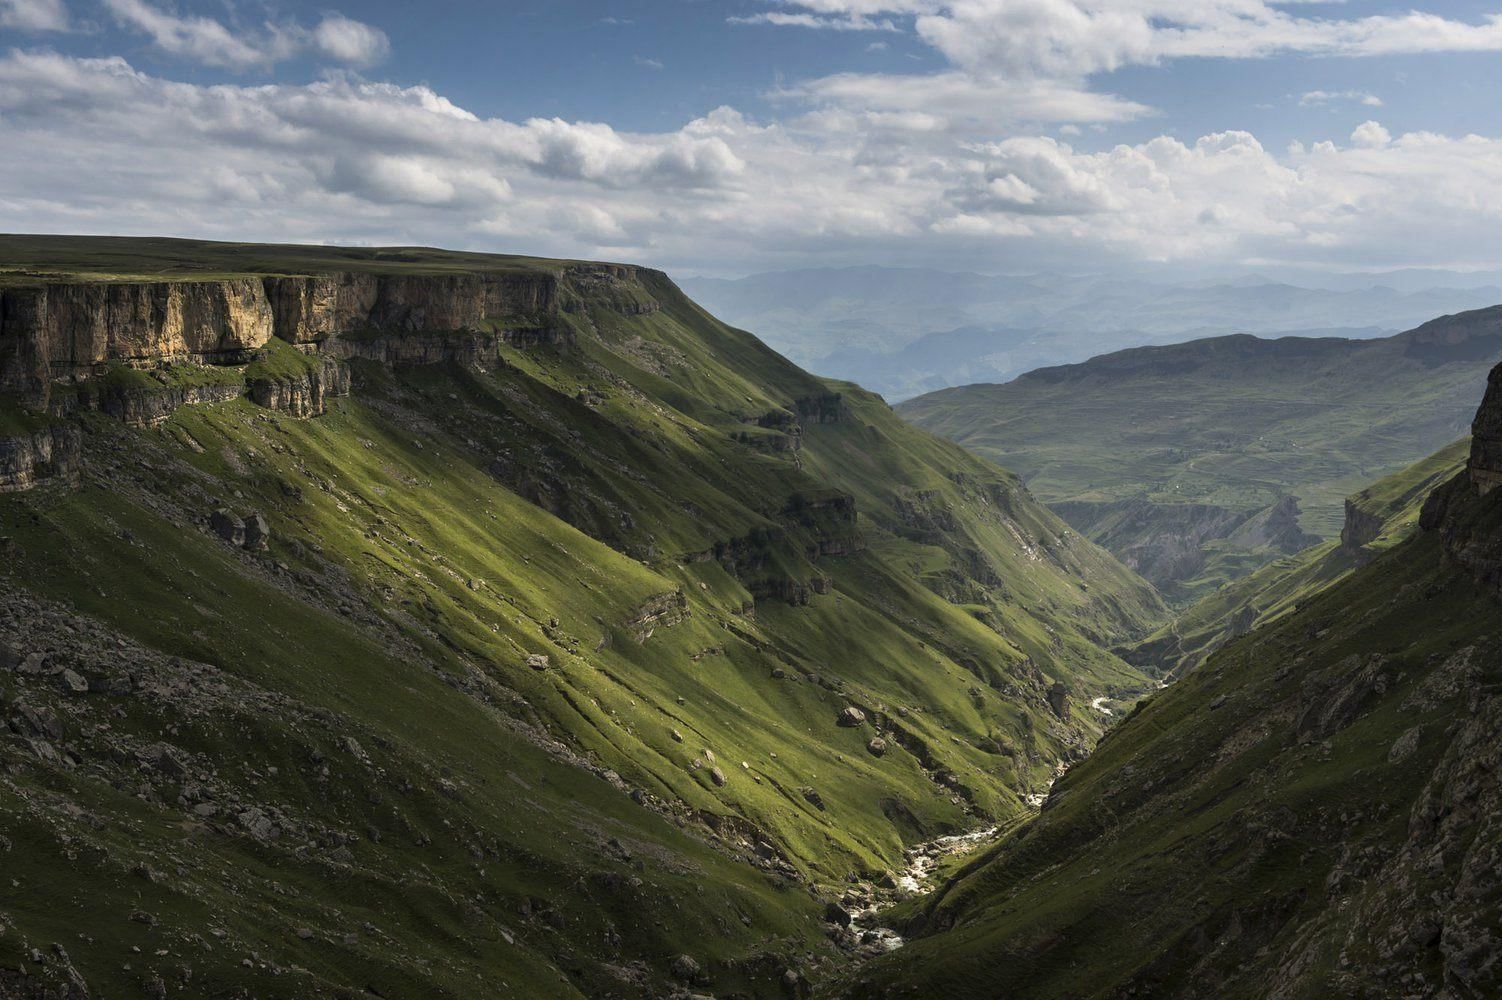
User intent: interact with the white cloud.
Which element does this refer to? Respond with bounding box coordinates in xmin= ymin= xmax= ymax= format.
xmin=312 ymin=15 xmax=390 ymax=66
xmin=749 ymin=1 xmax=1502 ymax=133
xmin=1351 ymin=120 xmax=1391 ymax=148
xmin=102 ymin=0 xmax=388 ymax=70
xmin=0 ymin=0 xmax=67 ymax=31
xmin=1300 ymin=89 xmax=1383 ymax=108
xmin=634 ymin=55 xmax=665 ymax=70
xmin=8 ymin=49 xmax=1502 ymax=274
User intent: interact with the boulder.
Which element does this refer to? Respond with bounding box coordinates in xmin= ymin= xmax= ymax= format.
xmin=243 ymin=512 xmax=270 ymax=551
xmin=58 ymin=669 xmax=89 ymax=695
xmin=825 ymin=901 xmax=852 ymax=927
xmin=670 ymin=954 xmax=701 ymax=982
xmin=526 ymin=654 xmax=549 ymax=671
xmin=866 ymin=736 xmax=888 ymax=757
xmin=837 ymin=706 xmax=867 ymax=728
xmin=209 ymin=509 xmax=246 ymax=547
xmin=709 ymin=766 xmax=727 ymax=787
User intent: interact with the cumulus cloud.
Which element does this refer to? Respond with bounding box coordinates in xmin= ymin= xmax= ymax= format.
xmin=1350 ymin=120 xmax=1391 ymax=148
xmin=0 ymin=0 xmax=67 ymax=31
xmin=102 ymin=0 xmax=389 ymax=70
xmin=748 ymin=1 xmax=1502 ymax=132
xmin=311 ymin=14 xmax=390 ymax=66
xmin=7 ymin=49 xmax=1502 ymax=274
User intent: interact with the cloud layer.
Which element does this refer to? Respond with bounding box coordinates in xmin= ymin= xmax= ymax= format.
xmin=6 ymin=47 xmax=1502 ymax=274
xmin=5 ymin=1 xmax=1502 ymax=274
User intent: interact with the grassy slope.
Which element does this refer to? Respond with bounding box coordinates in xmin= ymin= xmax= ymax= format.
xmin=0 ymin=241 xmax=1165 ymax=996
xmin=1129 ymin=437 xmax=1471 ymax=678
xmin=899 ymin=321 xmax=1501 ymax=603
xmin=836 ymin=513 xmax=1502 ymax=999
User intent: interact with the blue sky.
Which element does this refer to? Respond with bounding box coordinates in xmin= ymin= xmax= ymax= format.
xmin=6 ymin=0 xmax=1502 ymax=276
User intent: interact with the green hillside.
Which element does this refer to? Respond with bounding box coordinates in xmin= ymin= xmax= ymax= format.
xmin=836 ymin=374 xmax=1502 ymax=999
xmin=899 ymin=319 xmax=1502 ymax=603
xmin=0 ymin=237 xmax=1164 ymax=997
xmin=1126 ymin=437 xmax=1471 ymax=679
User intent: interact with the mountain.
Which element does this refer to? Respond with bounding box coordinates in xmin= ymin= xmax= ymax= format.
xmin=681 ymin=266 xmax=1502 ymax=402
xmin=836 ymin=364 xmax=1502 ymax=999
xmin=900 ymin=315 xmax=1502 ymax=604
xmin=0 ymin=235 xmax=1163 ymax=997
xmin=1128 ymin=438 xmax=1470 ymax=679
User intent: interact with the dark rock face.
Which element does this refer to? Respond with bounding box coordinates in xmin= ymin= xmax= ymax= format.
xmin=66 ymin=380 xmax=246 ymax=428
xmin=0 ymin=424 xmax=81 ymax=492
xmin=1047 ymin=681 xmax=1070 ymax=720
xmin=1470 ymin=362 xmax=1502 ymax=495
xmin=0 ymin=280 xmax=274 ymax=408
xmin=209 ymin=509 xmax=246 ymax=547
xmin=1340 ymin=496 xmax=1387 ymax=556
xmin=249 ymin=357 xmax=351 ymax=418
xmin=1423 ymin=362 xmax=1502 ymax=596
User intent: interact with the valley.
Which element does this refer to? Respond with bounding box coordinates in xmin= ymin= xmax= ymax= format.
xmin=1 ymin=235 xmax=1498 ymax=999
xmin=0 ymin=236 xmax=1160 ymax=997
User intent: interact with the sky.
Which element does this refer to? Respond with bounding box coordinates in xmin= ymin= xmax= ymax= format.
xmin=5 ymin=0 xmax=1502 ymax=276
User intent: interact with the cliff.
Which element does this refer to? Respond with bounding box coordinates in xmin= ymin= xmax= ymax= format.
xmin=0 ymin=419 xmax=80 ymax=491
xmin=1469 ymin=361 xmax=1502 ymax=495
xmin=0 ymin=261 xmax=671 ymax=489
xmin=1420 ymin=361 xmax=1502 ymax=595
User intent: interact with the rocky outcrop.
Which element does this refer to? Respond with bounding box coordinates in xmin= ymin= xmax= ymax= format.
xmin=624 ymin=591 xmax=689 ymax=640
xmin=1423 ymin=362 xmax=1502 ymax=595
xmin=1 ymin=280 xmax=272 ymax=409
xmin=249 ymin=357 xmax=351 ymax=418
xmin=1470 ymin=362 xmax=1502 ymax=495
xmin=65 ymin=379 xmax=246 ymax=428
xmin=1340 ymin=497 xmax=1387 ymax=556
xmin=325 ymin=328 xmax=562 ymax=368
xmin=0 ymin=422 xmax=80 ymax=491
xmin=264 ymin=271 xmax=560 ymax=343
xmin=795 ymin=393 xmax=844 ymax=424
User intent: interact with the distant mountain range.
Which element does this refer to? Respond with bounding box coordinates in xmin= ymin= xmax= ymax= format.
xmin=899 ymin=308 xmax=1502 ymax=603
xmin=682 ymin=266 xmax=1502 ymax=401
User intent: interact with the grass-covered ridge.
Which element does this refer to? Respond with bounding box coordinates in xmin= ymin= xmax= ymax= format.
xmin=0 ymin=238 xmax=1166 ymax=997
xmin=900 ymin=318 xmax=1502 ymax=603
xmin=837 ymin=507 xmax=1502 ymax=998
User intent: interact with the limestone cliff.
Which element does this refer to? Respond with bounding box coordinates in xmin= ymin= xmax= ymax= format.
xmin=0 ymin=421 xmax=80 ymax=491
xmin=0 ymin=279 xmax=273 ymax=406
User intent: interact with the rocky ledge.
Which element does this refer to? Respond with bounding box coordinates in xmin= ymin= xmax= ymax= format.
xmin=0 ymin=422 xmax=81 ymax=492
xmin=1421 ymin=361 xmax=1502 ymax=595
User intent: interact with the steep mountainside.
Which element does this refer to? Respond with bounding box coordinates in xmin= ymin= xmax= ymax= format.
xmin=1128 ymin=438 xmax=1471 ymax=679
xmin=682 ymin=266 xmax=1502 ymax=402
xmin=900 ymin=315 xmax=1502 ymax=603
xmin=0 ymin=236 xmax=1163 ymax=997
xmin=841 ymin=365 xmax=1502 ymax=999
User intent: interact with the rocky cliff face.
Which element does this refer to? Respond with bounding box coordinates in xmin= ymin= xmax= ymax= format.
xmin=1 ymin=280 xmax=273 ymax=406
xmin=0 ymin=267 xmax=603 ymax=412
xmin=1422 ymin=362 xmax=1502 ymax=595
xmin=0 ymin=422 xmax=81 ymax=491
xmin=1470 ymin=362 xmax=1502 ymax=495
xmin=248 ymin=357 xmax=352 ymax=419
xmin=264 ymin=271 xmax=561 ymax=344
xmin=1340 ymin=496 xmax=1387 ymax=556
xmin=0 ymin=264 xmax=656 ymax=486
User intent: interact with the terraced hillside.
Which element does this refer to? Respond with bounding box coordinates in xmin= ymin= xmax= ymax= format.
xmin=841 ymin=365 xmax=1502 ymax=999
xmin=0 ymin=236 xmax=1163 ymax=997
xmin=900 ymin=317 xmax=1502 ymax=603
